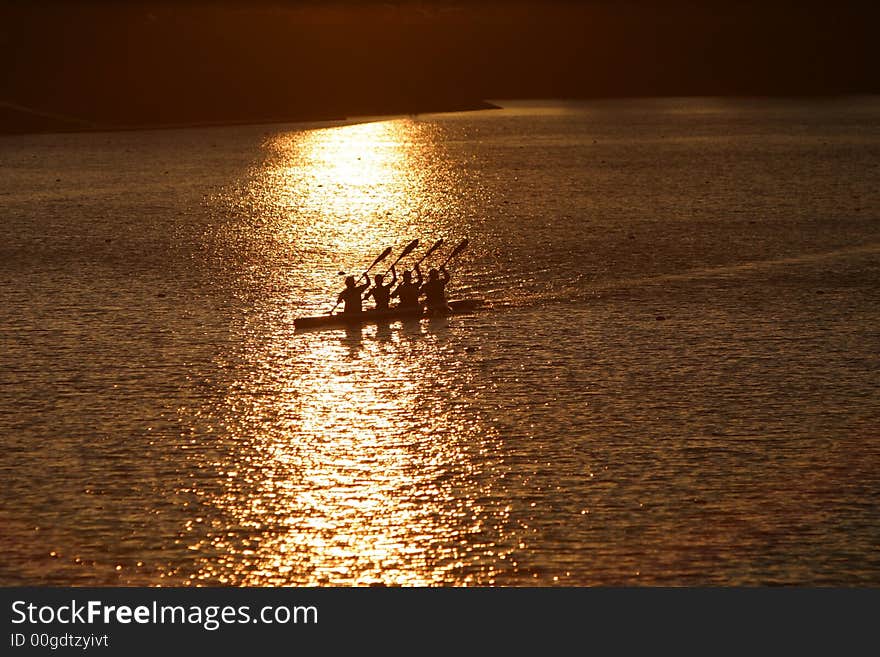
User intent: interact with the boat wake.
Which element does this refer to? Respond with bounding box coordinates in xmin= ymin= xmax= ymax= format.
xmin=481 ymin=242 xmax=880 ymax=311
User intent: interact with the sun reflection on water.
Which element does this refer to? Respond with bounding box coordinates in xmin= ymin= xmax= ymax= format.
xmin=266 ymin=120 xmax=448 ymax=264
xmin=182 ymin=118 xmax=508 ymax=586
xmin=189 ymin=325 xmax=507 ymax=586
xmin=215 ymin=118 xmax=471 ymax=316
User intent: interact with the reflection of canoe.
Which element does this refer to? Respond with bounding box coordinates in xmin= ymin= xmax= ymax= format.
xmin=294 ymin=299 xmax=484 ymax=330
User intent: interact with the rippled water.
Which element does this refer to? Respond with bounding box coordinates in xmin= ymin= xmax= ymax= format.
xmin=1 ymin=98 xmax=879 ymax=586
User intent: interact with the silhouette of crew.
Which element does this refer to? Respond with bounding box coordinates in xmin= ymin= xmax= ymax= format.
xmin=337 ymin=275 xmax=370 ymax=314
xmin=364 ymin=267 xmax=397 ymax=311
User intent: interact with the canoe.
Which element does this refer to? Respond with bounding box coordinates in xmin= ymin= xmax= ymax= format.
xmin=294 ymin=299 xmax=483 ymax=330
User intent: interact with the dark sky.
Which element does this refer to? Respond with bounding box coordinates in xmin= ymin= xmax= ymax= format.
xmin=2 ymin=1 xmax=879 ymax=128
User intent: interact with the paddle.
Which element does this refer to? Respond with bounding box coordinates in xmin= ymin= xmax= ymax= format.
xmin=439 ymin=238 xmax=469 ymax=269
xmin=412 ymin=239 xmax=444 ymax=270
xmin=379 ymin=238 xmax=420 ymax=277
xmin=329 ymin=246 xmax=392 ymax=313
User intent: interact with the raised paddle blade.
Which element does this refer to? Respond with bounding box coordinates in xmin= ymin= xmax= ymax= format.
xmin=414 ymin=238 xmax=443 ymax=267
xmin=424 ymin=239 xmax=444 ymax=258
xmin=399 ymin=238 xmax=420 ymax=258
xmin=369 ymin=246 xmax=393 ymax=269
xmin=440 ymin=238 xmax=469 ymax=268
xmin=381 ymin=239 xmax=419 ymax=277
xmin=386 ymin=238 xmax=418 ymax=269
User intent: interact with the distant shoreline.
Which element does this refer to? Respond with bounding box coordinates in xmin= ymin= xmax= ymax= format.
xmin=6 ymin=94 xmax=880 ymax=138
xmin=0 ymin=100 xmax=502 ymax=137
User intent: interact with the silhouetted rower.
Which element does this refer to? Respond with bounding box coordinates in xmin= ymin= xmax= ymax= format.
xmin=391 ymin=265 xmax=423 ymax=308
xmin=420 ymin=266 xmax=451 ymax=313
xmin=364 ymin=267 xmax=397 ymax=311
xmin=337 ymin=275 xmax=371 ymax=314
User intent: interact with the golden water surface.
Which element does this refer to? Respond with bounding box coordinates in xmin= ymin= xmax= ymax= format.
xmin=1 ymin=99 xmax=879 ymax=585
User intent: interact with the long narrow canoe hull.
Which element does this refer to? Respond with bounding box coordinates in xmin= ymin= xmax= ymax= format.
xmin=294 ymin=299 xmax=483 ymax=330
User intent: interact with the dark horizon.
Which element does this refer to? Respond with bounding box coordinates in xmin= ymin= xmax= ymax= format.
xmin=2 ymin=0 xmax=879 ymax=133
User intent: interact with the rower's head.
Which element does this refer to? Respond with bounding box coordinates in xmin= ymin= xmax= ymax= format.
xmin=345 ymin=275 xmax=355 ymax=288
xmin=428 ymin=268 xmax=439 ymax=280
xmin=402 ymin=270 xmax=412 ymax=283
xmin=374 ymin=274 xmax=384 ymax=284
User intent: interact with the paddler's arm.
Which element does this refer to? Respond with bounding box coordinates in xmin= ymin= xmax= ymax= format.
xmin=389 ymin=265 xmax=397 ymax=287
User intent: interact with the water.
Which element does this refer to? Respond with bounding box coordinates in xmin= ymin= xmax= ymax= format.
xmin=1 ymin=98 xmax=879 ymax=586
